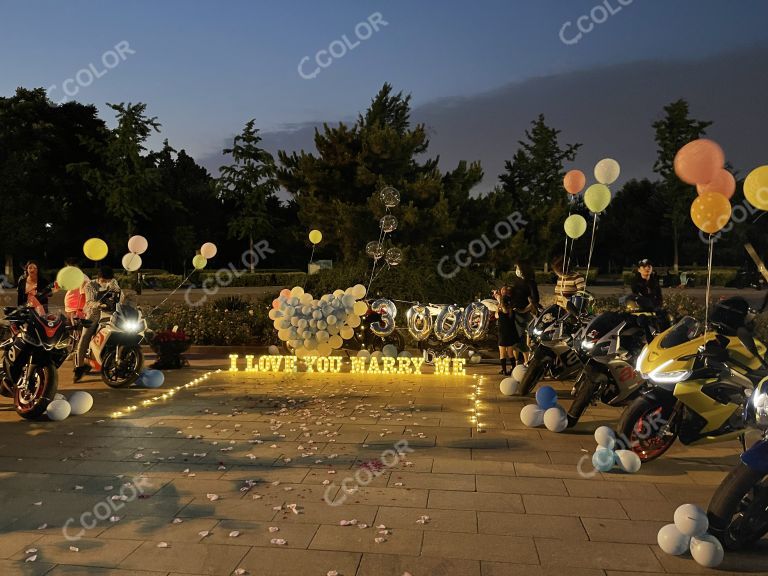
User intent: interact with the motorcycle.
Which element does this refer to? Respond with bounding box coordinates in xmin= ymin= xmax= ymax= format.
xmin=1 ymin=303 xmax=86 ymax=418
xmin=566 ymin=296 xmax=671 ymax=427
xmin=84 ymin=291 xmax=147 ymax=387
xmin=515 ymin=293 xmax=593 ymax=396
xmin=708 ymin=375 xmax=768 ymax=550
xmin=617 ymin=297 xmax=767 ymax=462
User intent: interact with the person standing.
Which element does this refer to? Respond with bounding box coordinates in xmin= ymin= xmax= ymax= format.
xmin=509 ymin=260 xmax=540 ymax=363
xmin=552 ymin=256 xmax=585 ymax=309
xmin=74 ymin=267 xmax=121 ymax=382
xmin=493 ymin=285 xmax=517 ymax=375
xmin=16 ymin=261 xmax=49 ymax=314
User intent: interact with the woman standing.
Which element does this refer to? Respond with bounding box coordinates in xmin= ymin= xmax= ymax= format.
xmin=16 ymin=261 xmax=49 ymax=314
xmin=493 ymin=285 xmax=517 ymax=375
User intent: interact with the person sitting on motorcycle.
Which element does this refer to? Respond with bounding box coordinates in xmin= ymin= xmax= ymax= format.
xmin=630 ymin=259 xmax=663 ymax=308
xmin=74 ymin=267 xmax=121 ymax=382
xmin=16 ymin=260 xmax=50 ymax=314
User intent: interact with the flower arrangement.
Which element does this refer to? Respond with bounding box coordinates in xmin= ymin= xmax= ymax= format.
xmin=149 ymin=327 xmax=191 ymax=369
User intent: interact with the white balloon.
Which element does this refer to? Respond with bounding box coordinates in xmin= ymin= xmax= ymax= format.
xmin=520 ymin=404 xmax=545 ymax=427
xmin=690 ymin=534 xmax=724 ymax=568
xmin=268 ymin=345 xmax=280 ymax=355
xmin=594 ymin=158 xmax=621 ymax=185
xmin=68 ymin=391 xmax=93 ymax=416
xmin=594 ymin=426 xmax=616 ymax=449
xmin=470 ymin=354 xmax=481 ymax=364
xmin=543 ymin=406 xmax=568 ymax=433
xmin=614 ymin=449 xmax=642 ymax=473
xmin=316 ymin=330 xmax=329 ymax=342
xmin=54 ymin=393 xmax=66 ymax=401
xmin=333 ymin=289 xmax=345 ymax=298
xmin=46 ymin=399 xmax=71 ymax=421
xmin=511 ymin=364 xmax=527 ymax=382
xmin=500 ymin=377 xmax=521 ymax=396
xmin=674 ymin=504 xmax=709 ymax=537
xmin=327 ymin=315 xmax=337 ymax=325
xmin=127 ymin=235 xmax=149 ymax=255
xmin=398 ymin=351 xmax=412 ymax=358
xmin=657 ymin=524 xmax=691 ymax=556
xmin=356 ymin=349 xmax=371 ymax=358
xmin=121 ymin=253 xmax=142 ymax=272
xmin=342 ymin=294 xmax=356 ymax=308
xmin=370 ymin=351 xmax=383 ymax=360
xmin=382 ymin=344 xmax=398 ymax=358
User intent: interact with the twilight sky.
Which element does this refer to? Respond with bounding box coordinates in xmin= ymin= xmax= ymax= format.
xmin=2 ymin=0 xmax=767 ymax=188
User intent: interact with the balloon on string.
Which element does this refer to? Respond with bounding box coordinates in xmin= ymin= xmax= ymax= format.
xmin=584 ymin=184 xmax=612 ymax=213
xmin=127 ymin=235 xmax=148 ymax=254
xmin=380 ymin=215 xmax=398 ymax=233
xmin=690 ymin=192 xmax=732 ymax=234
xmin=564 ymin=214 xmax=588 ymax=239
xmin=744 ymin=165 xmax=768 ymax=211
xmin=697 ymin=168 xmax=735 ymax=199
xmin=380 ymin=186 xmax=400 ymax=208
xmin=563 ymin=169 xmax=586 ymax=195
xmin=366 ymin=241 xmax=385 ymax=260
xmin=674 ymin=139 xmax=725 ymax=185
xmin=594 ymin=158 xmax=621 ymax=185
xmin=56 ymin=266 xmax=85 ymax=291
xmin=192 ymin=254 xmax=208 ymax=270
xmin=121 ymin=253 xmax=142 ymax=272
xmin=385 ymin=247 xmax=403 ymax=266
xmin=200 ymin=242 xmax=218 ymax=259
xmin=308 ymin=230 xmax=323 ymax=245
xmin=83 ymin=238 xmax=108 ymax=261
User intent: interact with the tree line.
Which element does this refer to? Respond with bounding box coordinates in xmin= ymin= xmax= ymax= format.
xmin=0 ymin=84 xmax=763 ymax=282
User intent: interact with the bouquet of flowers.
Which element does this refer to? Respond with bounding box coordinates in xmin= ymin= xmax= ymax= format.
xmin=149 ymin=326 xmax=191 ymax=369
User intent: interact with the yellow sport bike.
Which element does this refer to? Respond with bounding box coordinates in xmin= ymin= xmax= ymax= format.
xmin=617 ymin=297 xmax=768 ymax=462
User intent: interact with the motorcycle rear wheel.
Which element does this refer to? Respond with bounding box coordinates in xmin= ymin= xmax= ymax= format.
xmin=102 ymin=346 xmax=143 ymax=388
xmin=708 ymin=461 xmax=768 ymax=551
xmin=15 ymin=363 xmax=58 ymax=419
xmin=617 ymin=396 xmax=679 ymax=462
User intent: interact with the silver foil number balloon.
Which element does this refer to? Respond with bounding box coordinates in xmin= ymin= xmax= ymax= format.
xmin=369 ymin=298 xmax=397 ymax=337
xmin=406 ymin=304 xmax=433 ymax=342
xmin=434 ymin=305 xmax=463 ymax=343
xmin=462 ymin=301 xmax=490 ymax=341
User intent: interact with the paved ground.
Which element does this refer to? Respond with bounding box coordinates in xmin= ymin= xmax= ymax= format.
xmin=0 ymin=356 xmax=765 ymax=576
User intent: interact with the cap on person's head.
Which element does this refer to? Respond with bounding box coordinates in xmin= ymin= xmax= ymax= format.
xmin=98 ymin=266 xmax=115 ymax=280
xmin=638 ymin=259 xmax=653 ymax=268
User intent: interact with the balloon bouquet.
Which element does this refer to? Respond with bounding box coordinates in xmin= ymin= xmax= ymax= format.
xmin=366 ymin=186 xmax=404 ymax=294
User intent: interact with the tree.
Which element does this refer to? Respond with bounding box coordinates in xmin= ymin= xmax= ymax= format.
xmin=217 ymin=120 xmax=278 ymax=271
xmin=652 ymin=100 xmax=712 ymax=272
xmin=496 ymin=114 xmax=581 ymax=267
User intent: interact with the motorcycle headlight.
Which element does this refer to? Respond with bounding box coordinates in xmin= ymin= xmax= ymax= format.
xmin=581 ymin=340 xmax=595 ymax=352
xmin=532 ymin=327 xmax=543 ymax=336
xmin=121 ymin=320 xmax=141 ymax=333
xmin=748 ymin=379 xmax=768 ymax=430
xmin=648 ymin=360 xmax=692 ymax=384
xmin=635 ymin=346 xmax=649 ymax=375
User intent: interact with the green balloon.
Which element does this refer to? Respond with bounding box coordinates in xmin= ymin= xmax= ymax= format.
xmin=192 ymin=254 xmax=208 ymax=270
xmin=56 ymin=266 xmax=85 ymax=291
xmin=584 ymin=184 xmax=611 ymax=213
xmin=564 ymin=214 xmax=588 ymax=239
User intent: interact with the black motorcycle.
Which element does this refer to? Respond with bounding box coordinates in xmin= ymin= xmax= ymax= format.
xmin=1 ymin=303 xmax=86 ymax=419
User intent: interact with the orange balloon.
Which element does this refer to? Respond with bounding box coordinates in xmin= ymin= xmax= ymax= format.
xmin=696 ymin=168 xmax=736 ymax=199
xmin=279 ymin=288 xmax=291 ymax=298
xmin=690 ymin=192 xmax=731 ymax=234
xmin=674 ymin=139 xmax=725 ymax=185
xmin=272 ymin=298 xmax=281 ymax=309
xmin=563 ymin=170 xmax=586 ymax=195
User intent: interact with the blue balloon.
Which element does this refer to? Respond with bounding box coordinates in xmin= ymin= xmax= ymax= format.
xmin=143 ymin=370 xmax=165 ymax=389
xmin=592 ymin=447 xmax=615 ymax=472
xmin=535 ymin=386 xmax=558 ymax=409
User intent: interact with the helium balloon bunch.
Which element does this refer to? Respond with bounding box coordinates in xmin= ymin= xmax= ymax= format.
xmin=192 ymin=242 xmax=217 ymax=271
xmin=562 ymin=158 xmax=619 ymax=240
xmin=589 ymin=426 xmax=641 ymax=474
xmin=46 ymin=391 xmax=94 ymax=421
xmin=518 ymin=385 xmax=568 ymax=433
xmin=657 ymin=504 xmax=724 ymax=568
xmin=122 ymin=235 xmax=149 ymax=272
xmin=269 ymin=284 xmax=369 ymax=357
xmin=366 ymin=186 xmax=403 ymax=293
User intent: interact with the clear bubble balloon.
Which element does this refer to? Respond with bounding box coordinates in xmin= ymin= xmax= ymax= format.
xmin=380 ymin=186 xmax=400 ymax=208
xmin=380 ymin=214 xmax=398 ymax=233
xmin=366 ymin=241 xmax=385 ymax=260
xmin=385 ymin=247 xmax=403 ymax=266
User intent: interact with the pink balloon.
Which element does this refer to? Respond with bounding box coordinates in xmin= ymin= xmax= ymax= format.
xmin=697 ymin=168 xmax=736 ymax=199
xmin=127 ymin=235 xmax=148 ymax=255
xmin=674 ymin=139 xmax=725 ymax=185
xmin=200 ymin=242 xmax=217 ymax=259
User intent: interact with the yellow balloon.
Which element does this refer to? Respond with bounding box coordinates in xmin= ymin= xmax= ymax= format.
xmin=353 ymin=300 xmax=369 ymax=316
xmin=309 ymin=229 xmax=323 ymax=244
xmin=584 ymin=184 xmax=611 ymax=213
xmin=192 ymin=254 xmax=208 ymax=270
xmin=563 ymin=214 xmax=588 ymax=239
xmin=691 ymin=192 xmax=732 ymax=234
xmin=56 ymin=266 xmax=85 ymax=290
xmin=83 ymin=238 xmax=108 ymax=261
xmin=744 ymin=166 xmax=768 ymax=211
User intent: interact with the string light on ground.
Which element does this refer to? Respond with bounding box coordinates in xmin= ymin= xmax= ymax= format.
xmin=110 ymin=371 xmax=218 ymax=418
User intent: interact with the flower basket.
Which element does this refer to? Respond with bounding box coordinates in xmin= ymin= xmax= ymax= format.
xmin=149 ymin=329 xmax=191 ymax=369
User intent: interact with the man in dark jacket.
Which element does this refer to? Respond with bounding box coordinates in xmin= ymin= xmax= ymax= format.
xmin=631 ymin=259 xmax=663 ymax=308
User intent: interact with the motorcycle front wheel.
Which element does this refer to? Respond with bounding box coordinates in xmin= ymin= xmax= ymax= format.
xmin=567 ymin=371 xmax=597 ymax=428
xmin=708 ymin=461 xmax=768 ymax=551
xmin=617 ymin=395 xmax=680 ymax=462
xmin=518 ymin=351 xmax=549 ymax=396
xmin=102 ymin=346 xmax=144 ymax=388
xmin=15 ymin=363 xmax=58 ymax=419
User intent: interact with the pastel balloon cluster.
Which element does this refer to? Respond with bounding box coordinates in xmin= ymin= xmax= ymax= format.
xmin=657 ymin=504 xmax=724 ymax=568
xmin=269 ymin=284 xmax=369 ymax=357
xmin=46 ymin=391 xmax=94 ymax=421
xmin=122 ymin=235 xmax=149 ymax=272
xmin=136 ymin=369 xmax=165 ymax=389
xmin=590 ymin=426 xmax=641 ymax=474
xmin=519 ymin=385 xmax=568 ymax=433
xmin=562 ymin=158 xmax=620 ymax=239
